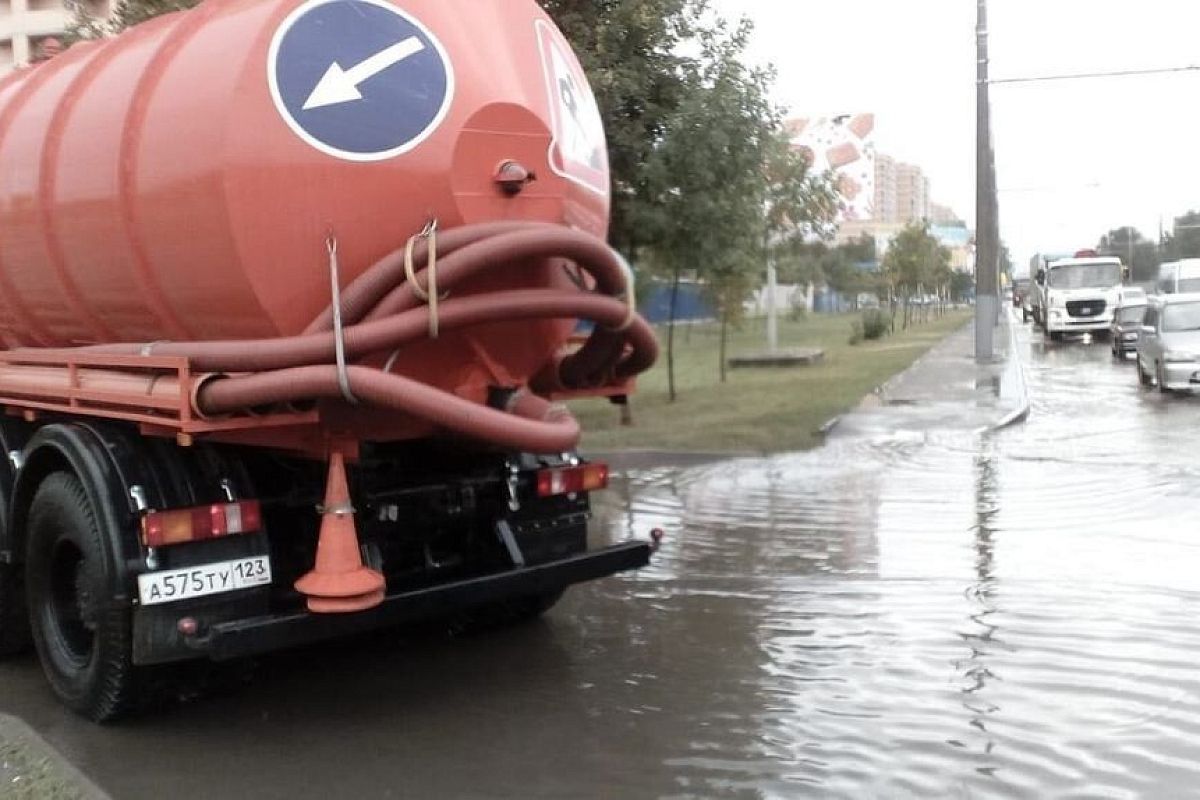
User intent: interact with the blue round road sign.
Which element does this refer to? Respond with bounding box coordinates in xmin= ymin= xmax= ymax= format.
xmin=268 ymin=0 xmax=455 ymax=161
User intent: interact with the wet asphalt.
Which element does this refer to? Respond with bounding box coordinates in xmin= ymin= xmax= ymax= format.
xmin=4 ymin=317 xmax=1200 ymax=798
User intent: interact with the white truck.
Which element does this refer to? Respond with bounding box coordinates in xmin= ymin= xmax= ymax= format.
xmin=1032 ymin=254 xmax=1125 ymax=341
xmin=1156 ymin=259 xmax=1200 ymax=294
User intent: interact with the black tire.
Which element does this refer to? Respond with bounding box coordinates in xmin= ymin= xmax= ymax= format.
xmin=1137 ymin=357 xmax=1153 ymax=386
xmin=0 ymin=563 xmax=30 ymax=656
xmin=451 ymin=589 xmax=567 ymax=635
xmin=26 ymin=473 xmax=136 ymax=721
xmin=521 ymin=589 xmax=566 ymax=618
xmin=1157 ymin=362 xmax=1171 ymax=394
xmin=1049 ymin=331 xmax=1064 ymax=342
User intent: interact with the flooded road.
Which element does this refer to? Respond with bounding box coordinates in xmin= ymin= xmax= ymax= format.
xmin=4 ymin=320 xmax=1200 ymax=798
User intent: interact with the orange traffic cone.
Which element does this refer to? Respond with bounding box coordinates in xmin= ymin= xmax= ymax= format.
xmin=294 ymin=449 xmax=386 ymax=613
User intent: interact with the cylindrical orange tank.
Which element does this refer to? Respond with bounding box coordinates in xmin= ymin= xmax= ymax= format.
xmin=0 ymin=0 xmax=610 ymax=392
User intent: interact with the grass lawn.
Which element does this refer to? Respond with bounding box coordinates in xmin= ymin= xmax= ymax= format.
xmin=569 ymin=308 xmax=972 ymax=454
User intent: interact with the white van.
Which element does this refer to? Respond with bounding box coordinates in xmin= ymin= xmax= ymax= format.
xmin=1157 ymin=259 xmax=1200 ymax=294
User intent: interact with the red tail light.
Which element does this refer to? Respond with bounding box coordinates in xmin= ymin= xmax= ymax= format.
xmin=536 ymin=463 xmax=609 ymax=497
xmin=141 ymin=500 xmax=263 ymax=547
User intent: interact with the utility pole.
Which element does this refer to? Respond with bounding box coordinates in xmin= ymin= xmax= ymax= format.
xmin=975 ymin=0 xmax=999 ymax=361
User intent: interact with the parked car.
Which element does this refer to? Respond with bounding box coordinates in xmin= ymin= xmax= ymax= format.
xmin=1135 ymin=293 xmax=1200 ymax=391
xmin=1012 ymin=277 xmax=1031 ymax=311
xmin=1110 ymin=301 xmax=1147 ymax=359
xmin=1020 ymin=289 xmax=1035 ymax=322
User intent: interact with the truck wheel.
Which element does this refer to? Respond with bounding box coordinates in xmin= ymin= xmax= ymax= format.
xmin=0 ymin=563 xmax=30 ymax=656
xmin=1049 ymin=331 xmax=1063 ymax=342
xmin=26 ymin=473 xmax=136 ymax=721
xmin=452 ymin=589 xmax=566 ymax=635
xmin=519 ymin=589 xmax=566 ymax=619
xmin=1137 ymin=357 xmax=1153 ymax=386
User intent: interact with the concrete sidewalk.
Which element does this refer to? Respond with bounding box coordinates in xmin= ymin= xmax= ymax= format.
xmin=830 ymin=309 xmax=1030 ymax=438
xmin=0 ymin=715 xmax=109 ymax=799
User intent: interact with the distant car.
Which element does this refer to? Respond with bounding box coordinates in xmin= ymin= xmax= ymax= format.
xmin=1135 ymin=293 xmax=1200 ymax=391
xmin=1118 ymin=286 xmax=1147 ymax=306
xmin=1012 ymin=278 xmax=1032 ymax=318
xmin=1020 ymin=289 xmax=1034 ymax=322
xmin=1110 ymin=301 xmax=1146 ymax=359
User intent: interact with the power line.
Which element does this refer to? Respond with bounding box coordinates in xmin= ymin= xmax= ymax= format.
xmin=991 ymin=64 xmax=1200 ymax=85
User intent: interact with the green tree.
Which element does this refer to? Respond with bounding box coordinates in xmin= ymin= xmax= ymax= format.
xmin=1098 ymin=226 xmax=1160 ymax=282
xmin=825 ymin=235 xmax=878 ymax=309
xmin=839 ymin=233 xmax=876 ymax=265
xmin=66 ymin=0 xmax=197 ymax=40
xmin=1157 ymin=213 xmax=1200 ymax=264
xmin=537 ymin=0 xmax=707 ymax=257
xmin=881 ymin=221 xmax=949 ymax=329
xmin=950 ymin=270 xmax=974 ymax=302
xmin=651 ymin=17 xmax=778 ymax=396
xmin=762 ymin=129 xmax=839 ymax=253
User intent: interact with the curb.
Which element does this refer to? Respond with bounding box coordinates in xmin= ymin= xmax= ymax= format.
xmin=0 ymin=714 xmax=110 ymax=800
xmin=817 ymin=415 xmax=842 ymax=437
xmin=989 ymin=312 xmax=1032 ymax=432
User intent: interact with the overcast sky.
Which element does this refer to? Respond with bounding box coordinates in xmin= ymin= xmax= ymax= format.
xmin=711 ymin=0 xmax=1200 ymax=272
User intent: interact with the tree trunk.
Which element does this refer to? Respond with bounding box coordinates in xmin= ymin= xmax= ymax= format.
xmin=719 ymin=309 xmax=729 ymax=383
xmin=667 ymin=265 xmax=681 ymax=403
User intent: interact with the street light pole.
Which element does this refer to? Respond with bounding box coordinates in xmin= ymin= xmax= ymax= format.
xmin=975 ymin=0 xmax=999 ymax=362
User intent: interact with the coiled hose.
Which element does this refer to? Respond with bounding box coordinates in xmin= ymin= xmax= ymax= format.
xmin=85 ymin=222 xmax=658 ymax=453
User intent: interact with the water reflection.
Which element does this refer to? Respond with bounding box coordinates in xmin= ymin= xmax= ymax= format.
xmin=592 ymin=327 xmax=1200 ymax=797
xmin=952 ymin=444 xmax=1002 ymax=770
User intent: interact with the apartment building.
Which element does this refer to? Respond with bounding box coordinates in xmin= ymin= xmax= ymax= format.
xmin=872 ymin=155 xmax=932 ymax=225
xmin=894 ymin=162 xmax=930 ymax=223
xmin=873 ymin=153 xmax=898 ymax=225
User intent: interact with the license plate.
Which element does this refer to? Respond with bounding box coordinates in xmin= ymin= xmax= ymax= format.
xmin=138 ymin=556 xmax=272 ymax=606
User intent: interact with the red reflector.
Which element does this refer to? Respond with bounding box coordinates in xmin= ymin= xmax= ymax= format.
xmin=536 ymin=463 xmax=609 ymax=497
xmin=141 ymin=500 xmax=263 ymax=547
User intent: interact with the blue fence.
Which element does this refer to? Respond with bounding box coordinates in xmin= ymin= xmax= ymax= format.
xmin=640 ymin=282 xmax=715 ymax=324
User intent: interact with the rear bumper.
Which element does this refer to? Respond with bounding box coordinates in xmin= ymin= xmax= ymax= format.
xmin=1114 ymin=334 xmax=1139 ymax=353
xmin=202 ymin=542 xmax=652 ymax=661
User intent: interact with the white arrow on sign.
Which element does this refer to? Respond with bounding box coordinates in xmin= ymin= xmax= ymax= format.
xmin=303 ymin=36 xmax=426 ymax=110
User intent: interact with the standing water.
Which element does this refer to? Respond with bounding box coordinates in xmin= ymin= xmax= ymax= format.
xmin=586 ymin=324 xmax=1200 ymax=797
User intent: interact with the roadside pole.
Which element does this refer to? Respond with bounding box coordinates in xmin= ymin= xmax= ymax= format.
xmin=975 ymin=0 xmax=999 ymax=361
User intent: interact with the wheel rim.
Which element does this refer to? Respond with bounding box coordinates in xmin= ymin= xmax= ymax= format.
xmin=46 ymin=538 xmax=96 ymax=670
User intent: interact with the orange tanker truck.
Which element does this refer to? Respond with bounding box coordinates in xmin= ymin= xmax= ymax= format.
xmin=0 ymin=0 xmax=658 ymax=719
